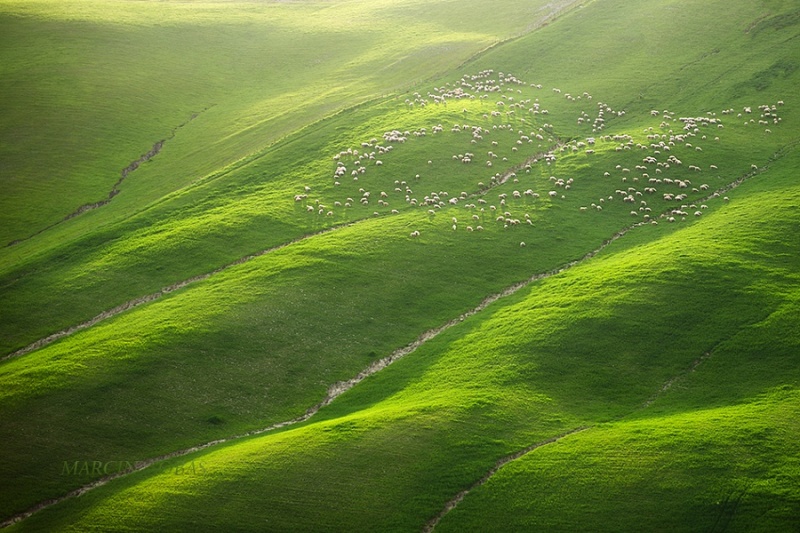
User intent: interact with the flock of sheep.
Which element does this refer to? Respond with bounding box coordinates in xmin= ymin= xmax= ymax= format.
xmin=293 ymin=69 xmax=785 ymax=246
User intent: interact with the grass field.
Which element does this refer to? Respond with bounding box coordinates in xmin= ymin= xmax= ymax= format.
xmin=0 ymin=0 xmax=573 ymax=247
xmin=1 ymin=0 xmax=799 ymax=530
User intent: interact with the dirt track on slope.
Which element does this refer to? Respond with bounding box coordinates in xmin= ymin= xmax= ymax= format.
xmin=5 ymin=107 xmax=211 ymax=248
xmin=1 ymin=223 xmax=347 ymax=362
xmin=422 ymin=426 xmax=591 ymax=533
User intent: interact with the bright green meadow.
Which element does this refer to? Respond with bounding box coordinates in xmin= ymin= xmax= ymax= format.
xmin=1 ymin=0 xmax=799 ymax=530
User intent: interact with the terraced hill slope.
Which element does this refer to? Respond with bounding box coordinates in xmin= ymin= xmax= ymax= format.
xmin=1 ymin=0 xmax=798 ymax=530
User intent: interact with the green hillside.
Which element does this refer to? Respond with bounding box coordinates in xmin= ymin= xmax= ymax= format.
xmin=1 ymin=0 xmax=799 ymax=530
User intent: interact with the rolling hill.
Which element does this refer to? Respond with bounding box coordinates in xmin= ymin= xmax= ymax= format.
xmin=1 ymin=0 xmax=799 ymax=530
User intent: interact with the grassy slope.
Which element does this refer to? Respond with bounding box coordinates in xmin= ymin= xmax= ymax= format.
xmin=439 ymin=391 xmax=800 ymax=532
xmin=2 ymin=0 xmax=800 ymax=529
xmin=0 ymin=0 xmax=557 ymax=245
xmin=436 ymin=150 xmax=800 ymax=532
xmin=0 ymin=0 xmax=578 ymax=356
xmin=16 ymin=141 xmax=800 ymax=532
xmin=9 ymin=5 xmax=754 ymax=355
xmin=3 ymin=47 xmax=776 ymax=512
xmin=0 ymin=203 xmax=608 ymax=518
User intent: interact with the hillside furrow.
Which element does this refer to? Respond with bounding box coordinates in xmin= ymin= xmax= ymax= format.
xmin=641 ymin=348 xmax=717 ymax=409
xmin=451 ymin=0 xmax=591 ymax=78
xmin=421 ymin=426 xmax=591 ymax=533
xmin=1 ymin=222 xmax=352 ymax=362
xmin=61 ymin=140 xmax=166 ymax=221
xmin=4 ymin=108 xmax=211 ymax=249
xmin=423 ymin=339 xmax=742 ymax=531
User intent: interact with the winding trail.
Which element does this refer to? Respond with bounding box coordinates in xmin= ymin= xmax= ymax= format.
xmin=1 ymin=222 xmax=351 ymax=362
xmin=0 ymin=143 xmax=792 ymax=528
xmin=642 ymin=347 xmax=716 ymax=409
xmin=4 ymin=108 xmax=211 ymax=248
xmin=451 ymin=0 xmax=588 ymax=72
xmin=422 ymin=427 xmax=591 ymax=533
xmin=420 ymin=342 xmax=722 ymax=532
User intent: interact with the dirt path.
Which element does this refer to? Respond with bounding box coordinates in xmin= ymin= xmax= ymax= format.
xmin=641 ymin=348 xmax=716 ymax=409
xmin=451 ymin=0 xmax=588 ymax=72
xmin=1 ymin=222 xmax=349 ymax=362
xmin=422 ymin=426 xmax=591 ymax=532
xmin=420 ymin=343 xmax=735 ymax=532
xmin=419 ymin=343 xmax=722 ymax=532
xmin=5 ymin=107 xmax=211 ymax=248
